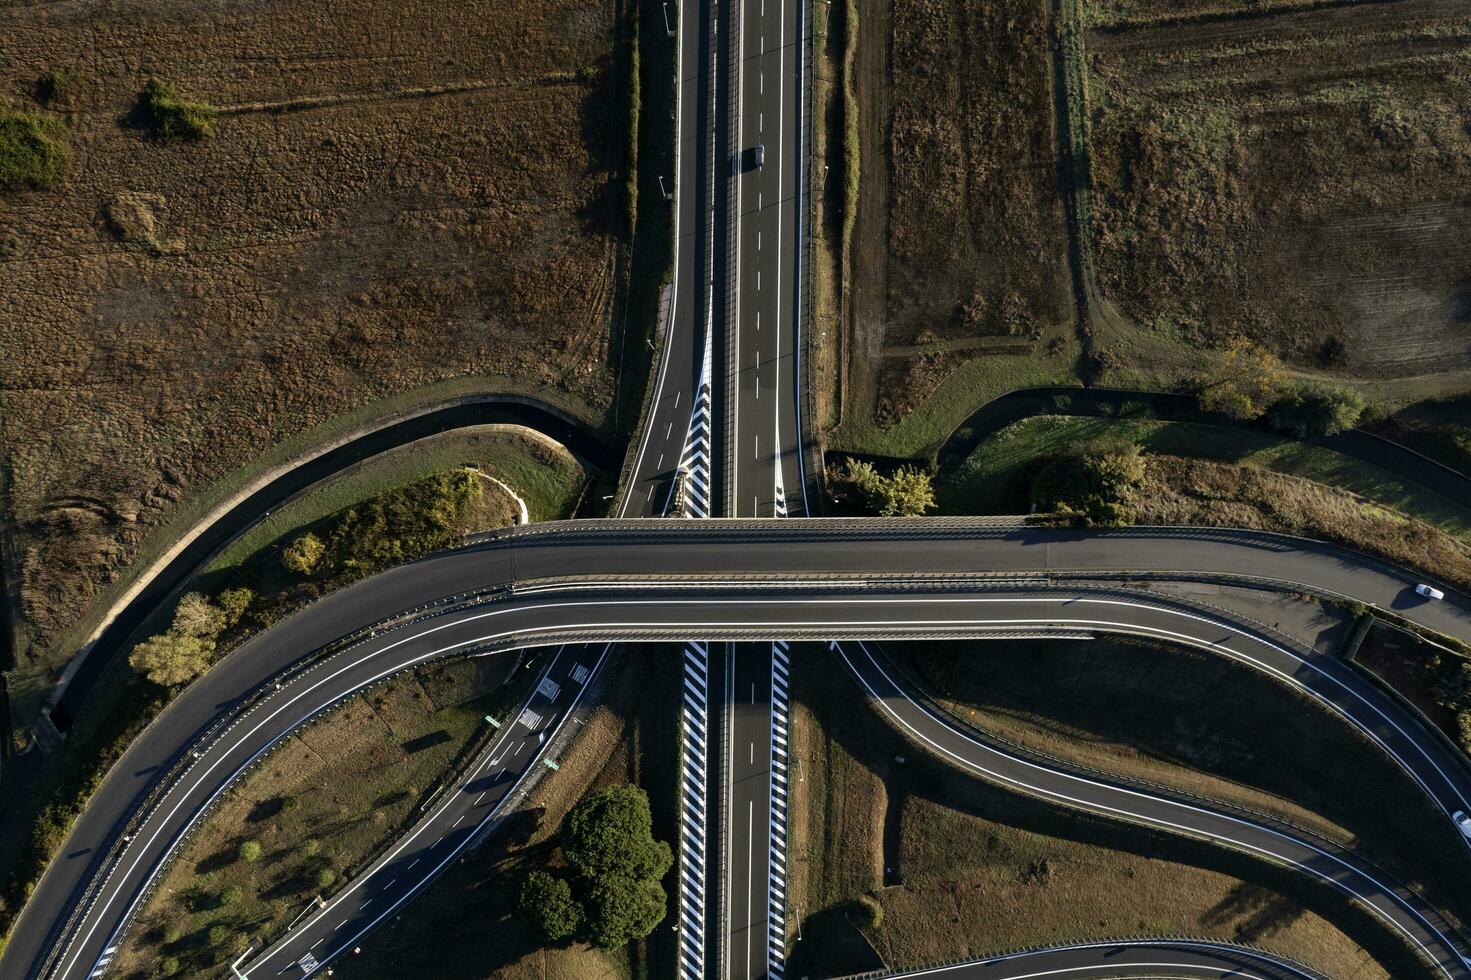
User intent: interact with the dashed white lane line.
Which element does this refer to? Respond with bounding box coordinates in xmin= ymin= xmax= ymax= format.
xmin=452 ymin=815 xmax=464 ymax=828
xmin=407 ymin=858 xmax=420 ymax=870
xmin=310 ymin=939 xmax=324 ymax=950
xmin=474 ymin=793 xmax=486 ymax=806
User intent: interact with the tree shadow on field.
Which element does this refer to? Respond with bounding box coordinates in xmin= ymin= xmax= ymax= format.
xmin=577 ymin=53 xmax=619 ymax=238
xmin=1202 ymin=882 xmax=1305 ymax=942
xmin=786 ymin=904 xmax=886 ymax=977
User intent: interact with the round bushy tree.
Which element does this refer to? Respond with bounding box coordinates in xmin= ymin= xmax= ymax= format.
xmin=516 ymin=870 xmax=583 ymax=942
xmin=562 ymin=785 xmax=672 ymax=881
xmin=584 ymin=874 xmax=667 ymax=949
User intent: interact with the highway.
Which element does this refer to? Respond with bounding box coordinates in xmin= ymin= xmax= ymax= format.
xmin=839 ymin=637 xmax=1471 ymax=978
xmin=9 ymin=521 xmax=1471 ymax=979
xmin=726 ymin=0 xmax=806 ymax=520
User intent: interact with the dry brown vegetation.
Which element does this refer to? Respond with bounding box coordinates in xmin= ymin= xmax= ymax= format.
xmin=835 ymin=0 xmax=1074 ymax=450
xmin=1088 ymin=0 xmax=1471 ymax=377
xmin=786 ymin=645 xmax=1403 ymax=978
xmin=1137 ymin=455 xmax=1471 ymax=593
xmin=0 ymin=0 xmax=625 ymax=702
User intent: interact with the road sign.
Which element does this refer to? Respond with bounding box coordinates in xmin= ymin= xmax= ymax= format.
xmin=544 ymin=758 xmax=560 ymax=771
xmin=485 ymin=715 xmax=500 ymax=728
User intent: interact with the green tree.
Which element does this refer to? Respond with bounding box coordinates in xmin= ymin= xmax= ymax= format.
xmin=563 ymin=785 xmax=672 ymax=881
xmin=516 ymin=870 xmax=583 ymax=941
xmin=842 ymin=459 xmax=936 ymax=517
xmin=1032 ymin=441 xmax=1147 ymax=528
xmin=205 ymin=924 xmax=232 ymax=948
xmin=218 ymin=885 xmax=243 ymax=908
xmin=129 ymin=631 xmax=214 ymax=686
xmin=873 ymin=466 xmax=936 ymax=517
xmin=1458 ymin=711 xmax=1471 ymax=755
xmin=282 ymin=532 xmax=326 ymax=576
xmin=583 ymin=873 xmax=667 ymax=949
xmin=158 ymin=956 xmax=181 ymax=978
xmin=1267 ymin=382 xmax=1366 ymax=438
xmin=172 ymin=592 xmax=226 ymax=638
xmin=216 ymin=586 xmax=255 ymax=626
xmin=1194 ymin=337 xmax=1284 ymax=420
xmin=314 ymin=867 xmax=337 ymax=890
xmin=238 ymin=839 xmax=262 ymax=863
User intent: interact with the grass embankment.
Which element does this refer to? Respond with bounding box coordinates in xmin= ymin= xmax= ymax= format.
xmin=116 ymin=654 xmax=536 ymax=977
xmin=787 ymin=646 xmax=1406 ymax=978
xmin=896 ymin=637 xmax=1471 ymax=919
xmin=334 ymin=645 xmax=681 ymax=980
xmin=938 ymin=415 xmax=1471 ymax=590
xmin=0 ymin=438 xmax=592 ymax=957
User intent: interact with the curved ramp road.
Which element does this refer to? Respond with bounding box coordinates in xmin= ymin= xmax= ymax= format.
xmin=837 ymin=639 xmax=1471 ymax=979
xmin=885 ymin=939 xmax=1333 ymax=980
xmin=8 ymin=521 xmax=1471 ymax=979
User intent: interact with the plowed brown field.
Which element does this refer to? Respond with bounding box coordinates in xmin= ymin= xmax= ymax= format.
xmin=0 ymin=0 xmax=623 ymax=704
xmin=1088 ymin=0 xmax=1471 ymax=374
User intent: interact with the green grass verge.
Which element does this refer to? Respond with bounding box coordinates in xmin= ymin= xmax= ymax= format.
xmin=936 ymin=414 xmax=1471 ymax=541
xmin=207 ymin=430 xmax=588 ymax=574
xmin=828 ymin=338 xmax=1083 ymax=459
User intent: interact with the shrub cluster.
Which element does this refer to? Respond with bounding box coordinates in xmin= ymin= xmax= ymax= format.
xmin=136 ymin=78 xmax=217 ymax=141
xmin=280 ymin=470 xmax=483 ymax=581
xmin=1031 ymin=439 xmax=1146 ymax=527
xmin=836 ymin=458 xmax=936 ymax=517
xmin=0 ymin=110 xmax=70 ymax=190
xmin=128 ymin=588 xmax=254 ymax=687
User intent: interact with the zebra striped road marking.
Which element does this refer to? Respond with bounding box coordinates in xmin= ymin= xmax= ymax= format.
xmin=768 ymin=639 xmax=792 ymax=978
xmin=678 ymin=641 xmax=710 ymax=980
xmin=673 ymin=314 xmax=715 ymax=519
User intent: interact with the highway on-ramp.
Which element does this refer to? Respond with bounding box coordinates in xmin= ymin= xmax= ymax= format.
xmin=235 ymin=643 xmax=608 ymax=978
xmin=10 ymin=521 xmax=1471 ymax=979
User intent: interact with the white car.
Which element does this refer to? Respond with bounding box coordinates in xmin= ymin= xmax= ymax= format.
xmin=1455 ymin=810 xmax=1471 ymax=839
xmin=1415 ymin=583 xmax=1446 ymax=600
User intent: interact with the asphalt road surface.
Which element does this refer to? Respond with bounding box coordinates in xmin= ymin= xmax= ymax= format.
xmin=887 ymin=939 xmax=1338 ymax=979
xmin=234 ymin=643 xmax=607 ymax=978
xmin=727 ymin=0 xmax=805 ymax=521
xmin=619 ymin=0 xmax=712 ymax=519
xmin=12 ymin=521 xmax=1471 ymax=979
xmin=724 ymin=642 xmax=773 ymax=980
xmin=838 ymin=638 xmax=1471 ymax=980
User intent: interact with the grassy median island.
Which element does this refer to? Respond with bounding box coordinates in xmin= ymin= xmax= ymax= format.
xmin=787 ymin=644 xmax=1419 ymax=979
xmin=334 ymin=645 xmax=680 ymax=980
xmin=115 ymin=652 xmax=537 ymax=978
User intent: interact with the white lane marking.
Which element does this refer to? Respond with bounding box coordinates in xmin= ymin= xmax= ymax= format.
xmin=746 ymin=798 xmax=755 ymax=980
xmin=383 ymin=879 xmax=396 ymax=890
xmin=536 ymin=676 xmax=561 ymax=701
xmin=407 ymin=858 xmax=420 ymax=870
xmin=517 ymin=707 xmax=542 ymax=728
xmin=571 ymin=664 xmax=591 ymax=685
xmin=657 ymin=453 xmax=664 ymax=468
xmin=749 ymin=741 xmax=754 ymax=765
xmin=310 ymin=939 xmax=323 ymax=950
